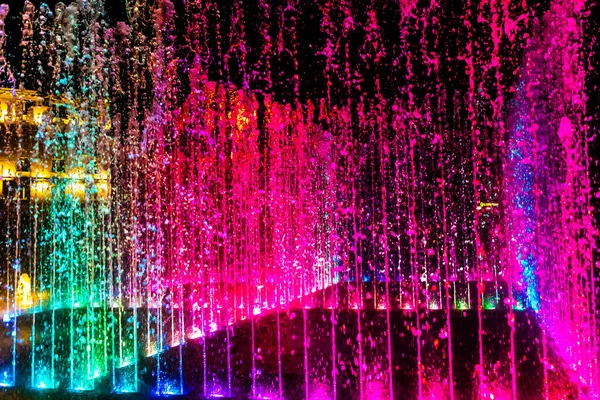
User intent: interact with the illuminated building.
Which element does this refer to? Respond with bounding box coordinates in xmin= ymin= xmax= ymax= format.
xmin=0 ymin=88 xmax=110 ymax=202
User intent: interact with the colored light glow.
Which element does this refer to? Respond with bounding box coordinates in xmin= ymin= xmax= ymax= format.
xmin=506 ymin=80 xmax=540 ymax=313
xmin=120 ymin=359 xmax=133 ymax=368
xmin=0 ymin=368 xmax=13 ymax=388
xmin=147 ymin=349 xmax=158 ymax=357
xmin=206 ymin=383 xmax=228 ymax=398
xmin=483 ymin=297 xmax=496 ymax=310
xmin=114 ymin=386 xmax=137 ymax=394
xmin=31 ymin=105 xmax=48 ymax=124
xmin=478 ymin=202 xmax=499 ymax=209
xmin=188 ymin=327 xmax=204 ymax=339
xmin=115 ymin=363 xmax=138 ymax=394
xmin=156 ymin=380 xmax=183 ymax=396
xmin=32 ymin=370 xmax=57 ymax=391
xmin=31 ymin=181 xmax=52 ymax=198
xmin=513 ymin=300 xmax=525 ymax=311
xmin=16 ymin=273 xmax=33 ymax=309
xmin=456 ymin=299 xmax=469 ymax=310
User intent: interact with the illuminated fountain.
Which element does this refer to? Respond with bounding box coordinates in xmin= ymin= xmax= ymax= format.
xmin=0 ymin=0 xmax=597 ymax=399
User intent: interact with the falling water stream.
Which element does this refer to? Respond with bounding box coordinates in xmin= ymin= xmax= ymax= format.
xmin=0 ymin=0 xmax=596 ymax=399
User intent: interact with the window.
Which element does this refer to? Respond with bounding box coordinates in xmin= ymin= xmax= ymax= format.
xmin=52 ymin=159 xmax=65 ymax=173
xmin=56 ymin=105 xmax=68 ymax=120
xmin=2 ymin=179 xmax=30 ymax=201
xmin=17 ymin=158 xmax=30 ymax=172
